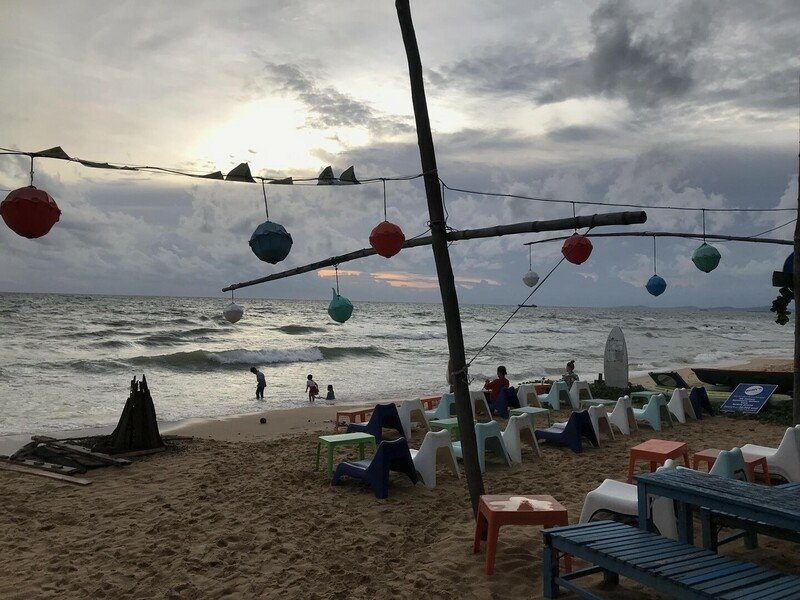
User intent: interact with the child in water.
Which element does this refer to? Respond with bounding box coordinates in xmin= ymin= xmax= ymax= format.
xmin=324 ymin=384 xmax=335 ymax=401
xmin=306 ymin=374 xmax=320 ymax=402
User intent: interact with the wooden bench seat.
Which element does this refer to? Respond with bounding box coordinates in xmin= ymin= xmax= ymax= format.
xmin=542 ymin=520 xmax=800 ymax=599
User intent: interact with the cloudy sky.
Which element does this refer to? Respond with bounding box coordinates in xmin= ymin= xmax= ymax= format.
xmin=0 ymin=0 xmax=797 ymax=307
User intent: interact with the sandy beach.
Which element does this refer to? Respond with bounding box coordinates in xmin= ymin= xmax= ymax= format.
xmin=2 ymin=358 xmax=797 ymax=599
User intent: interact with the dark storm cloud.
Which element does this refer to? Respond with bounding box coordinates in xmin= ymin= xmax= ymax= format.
xmin=257 ymin=62 xmax=413 ymax=136
xmin=546 ymin=125 xmax=612 ymax=143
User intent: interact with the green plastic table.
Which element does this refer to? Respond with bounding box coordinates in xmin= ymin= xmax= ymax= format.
xmin=509 ymin=406 xmax=551 ymax=428
xmin=429 ymin=417 xmax=460 ymax=440
xmin=630 ymin=391 xmax=660 ymax=403
xmin=316 ymin=432 xmax=376 ymax=478
xmin=579 ymin=398 xmax=617 ymax=408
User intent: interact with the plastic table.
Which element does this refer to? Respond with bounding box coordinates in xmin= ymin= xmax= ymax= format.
xmin=429 ymin=417 xmax=460 ymax=440
xmin=473 ymin=494 xmax=572 ymax=575
xmin=627 ymin=439 xmax=689 ymax=483
xmin=334 ymin=407 xmax=373 ymax=432
xmin=692 ymin=448 xmax=771 ymax=484
xmin=419 ymin=395 xmax=442 ymax=411
xmin=510 ymin=406 xmax=551 ymax=428
xmin=316 ymin=432 xmax=376 ymax=477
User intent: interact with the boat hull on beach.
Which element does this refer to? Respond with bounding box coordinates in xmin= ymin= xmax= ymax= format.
xmin=691 ymin=368 xmax=794 ymax=393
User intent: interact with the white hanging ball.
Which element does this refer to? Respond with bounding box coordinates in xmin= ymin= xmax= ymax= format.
xmin=523 ymin=270 xmax=540 ymax=287
xmin=223 ymin=302 xmax=244 ymax=323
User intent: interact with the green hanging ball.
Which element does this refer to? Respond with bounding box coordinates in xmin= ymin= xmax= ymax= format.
xmin=328 ymin=288 xmax=353 ymax=323
xmin=692 ymin=242 xmax=721 ymax=273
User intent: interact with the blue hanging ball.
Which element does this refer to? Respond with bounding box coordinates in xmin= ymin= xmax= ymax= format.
xmin=249 ymin=220 xmax=293 ymax=264
xmin=328 ymin=288 xmax=353 ymax=323
xmin=783 ymin=252 xmax=794 ymax=274
xmin=646 ymin=274 xmax=667 ymax=296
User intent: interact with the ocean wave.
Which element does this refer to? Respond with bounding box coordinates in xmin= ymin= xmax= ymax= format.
xmin=693 ymin=350 xmax=737 ymax=364
xmin=370 ymin=331 xmax=446 ymax=341
xmin=275 ymin=325 xmax=327 ymax=335
xmin=90 ymin=339 xmax=131 ymax=349
xmin=495 ymin=326 xmax=578 ymax=335
xmin=319 ymin=346 xmax=388 ymax=359
xmin=139 ymin=327 xmax=221 ymax=346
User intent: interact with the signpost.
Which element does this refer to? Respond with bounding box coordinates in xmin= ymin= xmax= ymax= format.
xmin=719 ymin=384 xmax=779 ymax=414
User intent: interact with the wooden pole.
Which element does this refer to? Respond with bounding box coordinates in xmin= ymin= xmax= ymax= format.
xmin=524 ymin=231 xmax=792 ymax=247
xmin=794 ymin=146 xmax=799 ymax=426
xmin=395 ymin=0 xmax=484 ymax=515
xmin=223 ymin=210 xmax=647 ymax=292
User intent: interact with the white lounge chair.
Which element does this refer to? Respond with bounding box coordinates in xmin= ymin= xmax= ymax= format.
xmin=667 ymin=388 xmax=694 ymax=424
xmin=408 ymin=429 xmax=460 ymax=489
xmin=578 ymin=460 xmax=678 ymax=540
xmin=501 ymin=414 xmax=541 ymax=462
xmin=587 ymin=405 xmax=615 ymax=443
xmin=398 ymin=398 xmax=430 ymax=438
xmin=608 ymin=396 xmax=638 ymax=436
xmin=516 ymin=383 xmax=542 ymax=408
xmin=741 ymin=426 xmax=800 ymax=483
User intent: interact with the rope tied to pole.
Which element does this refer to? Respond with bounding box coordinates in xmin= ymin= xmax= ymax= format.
xmin=261 ymin=180 xmax=270 ymax=219
xmin=382 ymin=178 xmax=387 ymax=221
xmin=29 ymin=156 xmax=34 ymax=186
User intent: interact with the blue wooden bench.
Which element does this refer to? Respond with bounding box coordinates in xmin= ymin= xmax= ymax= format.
xmin=542 ymin=520 xmax=800 ymax=599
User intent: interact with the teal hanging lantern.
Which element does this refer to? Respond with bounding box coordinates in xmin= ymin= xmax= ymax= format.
xmin=327 ymin=267 xmax=353 ymax=323
xmin=249 ymin=181 xmax=293 ymax=264
xmin=645 ymin=236 xmax=667 ymax=296
xmin=692 ymin=210 xmax=720 ymax=273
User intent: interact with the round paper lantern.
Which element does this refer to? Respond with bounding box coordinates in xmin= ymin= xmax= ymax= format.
xmin=646 ymin=274 xmax=667 ymax=296
xmin=223 ymin=302 xmax=244 ymax=323
xmin=249 ymin=220 xmax=293 ymax=264
xmin=328 ymin=288 xmax=353 ymax=323
xmin=522 ymin=270 xmax=540 ymax=287
xmin=0 ymin=186 xmax=61 ymax=239
xmin=369 ymin=220 xmax=405 ymax=258
xmin=691 ymin=242 xmax=721 ymax=273
xmin=783 ymin=252 xmax=794 ymax=274
xmin=561 ymin=233 xmax=593 ymax=265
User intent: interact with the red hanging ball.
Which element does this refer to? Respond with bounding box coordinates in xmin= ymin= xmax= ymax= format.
xmin=0 ymin=186 xmax=61 ymax=239
xmin=561 ymin=233 xmax=593 ymax=265
xmin=369 ymin=220 xmax=405 ymax=258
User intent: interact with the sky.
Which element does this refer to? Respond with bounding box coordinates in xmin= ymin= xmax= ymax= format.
xmin=0 ymin=0 xmax=798 ymax=308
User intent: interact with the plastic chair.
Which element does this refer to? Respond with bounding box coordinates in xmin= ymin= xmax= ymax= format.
xmin=501 ymin=414 xmax=541 ymax=462
xmin=452 ymin=421 xmax=512 ymax=473
xmin=741 ymin=426 xmax=800 ymax=483
xmin=408 ymin=429 xmax=459 ymax=488
xmin=587 ymin=405 xmax=615 ymax=444
xmin=398 ymin=398 xmax=430 ymax=438
xmin=490 ymin=387 xmax=520 ymax=419
xmin=539 ymin=381 xmax=569 ymax=411
xmin=689 ymin=386 xmax=714 ymax=419
xmin=424 ymin=393 xmax=455 ymax=421
xmin=608 ymin=396 xmax=638 ymax=436
xmin=516 ymin=383 xmax=542 ymax=408
xmin=469 ymin=390 xmax=493 ymax=422
xmin=578 ymin=459 xmax=678 ymax=539
xmin=331 ymin=437 xmax=417 ymax=499
xmin=535 ymin=410 xmax=599 ymax=454
xmin=632 ymin=394 xmax=672 ymax=432
xmin=709 ymin=447 xmax=748 ymax=481
xmin=667 ymin=388 xmax=694 ymax=424
xmin=346 ymin=403 xmax=405 ymax=443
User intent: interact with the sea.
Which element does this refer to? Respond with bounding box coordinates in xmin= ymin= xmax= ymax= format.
xmin=0 ymin=293 xmax=793 ymax=439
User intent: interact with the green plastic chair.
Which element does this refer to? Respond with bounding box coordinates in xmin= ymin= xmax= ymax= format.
xmin=632 ymin=393 xmax=671 ymax=431
xmin=540 ymin=381 xmax=569 ymax=411
xmin=709 ymin=448 xmax=748 ymax=481
xmin=424 ymin=393 xmax=455 ymax=421
xmin=452 ymin=420 xmax=512 ymax=473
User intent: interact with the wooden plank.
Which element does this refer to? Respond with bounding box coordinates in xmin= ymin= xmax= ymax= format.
xmin=113 ymin=446 xmax=165 ymax=458
xmin=0 ymin=461 xmax=91 ymax=485
xmin=733 ymin=578 xmax=800 ymax=600
xmin=1 ymin=457 xmax=80 ymax=475
xmin=702 ymin=570 xmax=782 ymax=595
xmin=31 ymin=436 xmax=131 ymax=466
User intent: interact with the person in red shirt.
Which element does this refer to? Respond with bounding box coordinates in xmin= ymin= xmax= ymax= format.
xmin=483 ymin=365 xmax=509 ymax=403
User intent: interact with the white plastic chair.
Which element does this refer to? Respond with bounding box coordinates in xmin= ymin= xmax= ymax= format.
xmin=578 ymin=459 xmax=678 ymax=540
xmin=424 ymin=393 xmax=455 ymax=421
xmin=608 ymin=396 xmax=637 ymax=436
xmin=408 ymin=429 xmax=460 ymax=489
xmin=571 ymin=380 xmax=616 ymax=409
xmin=587 ymin=405 xmax=615 ymax=444
xmin=741 ymin=426 xmax=800 ymax=482
xmin=709 ymin=447 xmax=748 ymax=481
xmin=398 ymin=398 xmax=430 ymax=438
xmin=516 ymin=384 xmax=542 ymax=408
xmin=501 ymin=414 xmax=541 ymax=462
xmin=469 ymin=390 xmax=492 ymax=422
xmin=667 ymin=388 xmax=694 ymax=424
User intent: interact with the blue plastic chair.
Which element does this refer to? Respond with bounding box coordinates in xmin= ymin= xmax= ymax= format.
xmin=709 ymin=448 xmax=748 ymax=481
xmin=490 ymin=387 xmax=520 ymax=418
xmin=452 ymin=421 xmax=512 ymax=473
xmin=331 ymin=438 xmax=417 ymax=499
xmin=346 ymin=403 xmax=405 ymax=443
xmin=540 ymin=381 xmax=569 ymax=411
xmin=689 ymin=386 xmax=714 ymax=419
xmin=424 ymin=393 xmax=455 ymax=421
xmin=535 ymin=410 xmax=599 ymax=454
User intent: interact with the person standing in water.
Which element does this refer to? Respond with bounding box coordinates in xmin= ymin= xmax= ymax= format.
xmin=306 ymin=374 xmax=320 ymax=402
xmin=250 ymin=366 xmax=266 ymax=400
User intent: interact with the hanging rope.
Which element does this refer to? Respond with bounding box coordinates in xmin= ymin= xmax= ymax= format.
xmin=334 ymin=265 xmax=340 ymax=294
xmin=29 ymin=156 xmax=34 ymax=186
xmin=702 ymin=209 xmax=706 ymax=241
xmin=528 ymin=245 xmax=532 ymax=270
xmin=653 ymin=235 xmax=657 ymax=273
xmin=261 ymin=180 xmax=270 ymax=219
xmin=381 ymin=178 xmax=388 ymax=221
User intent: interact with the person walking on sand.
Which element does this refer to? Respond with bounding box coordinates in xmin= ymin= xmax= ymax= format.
xmin=562 ymin=360 xmax=579 ymax=390
xmin=306 ymin=374 xmax=320 ymax=402
xmin=250 ymin=366 xmax=266 ymax=400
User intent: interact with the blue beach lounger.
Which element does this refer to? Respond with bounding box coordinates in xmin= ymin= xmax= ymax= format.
xmin=331 ymin=437 xmax=417 ymax=499
xmin=346 ymin=403 xmax=405 ymax=443
xmin=535 ymin=410 xmax=599 ymax=454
